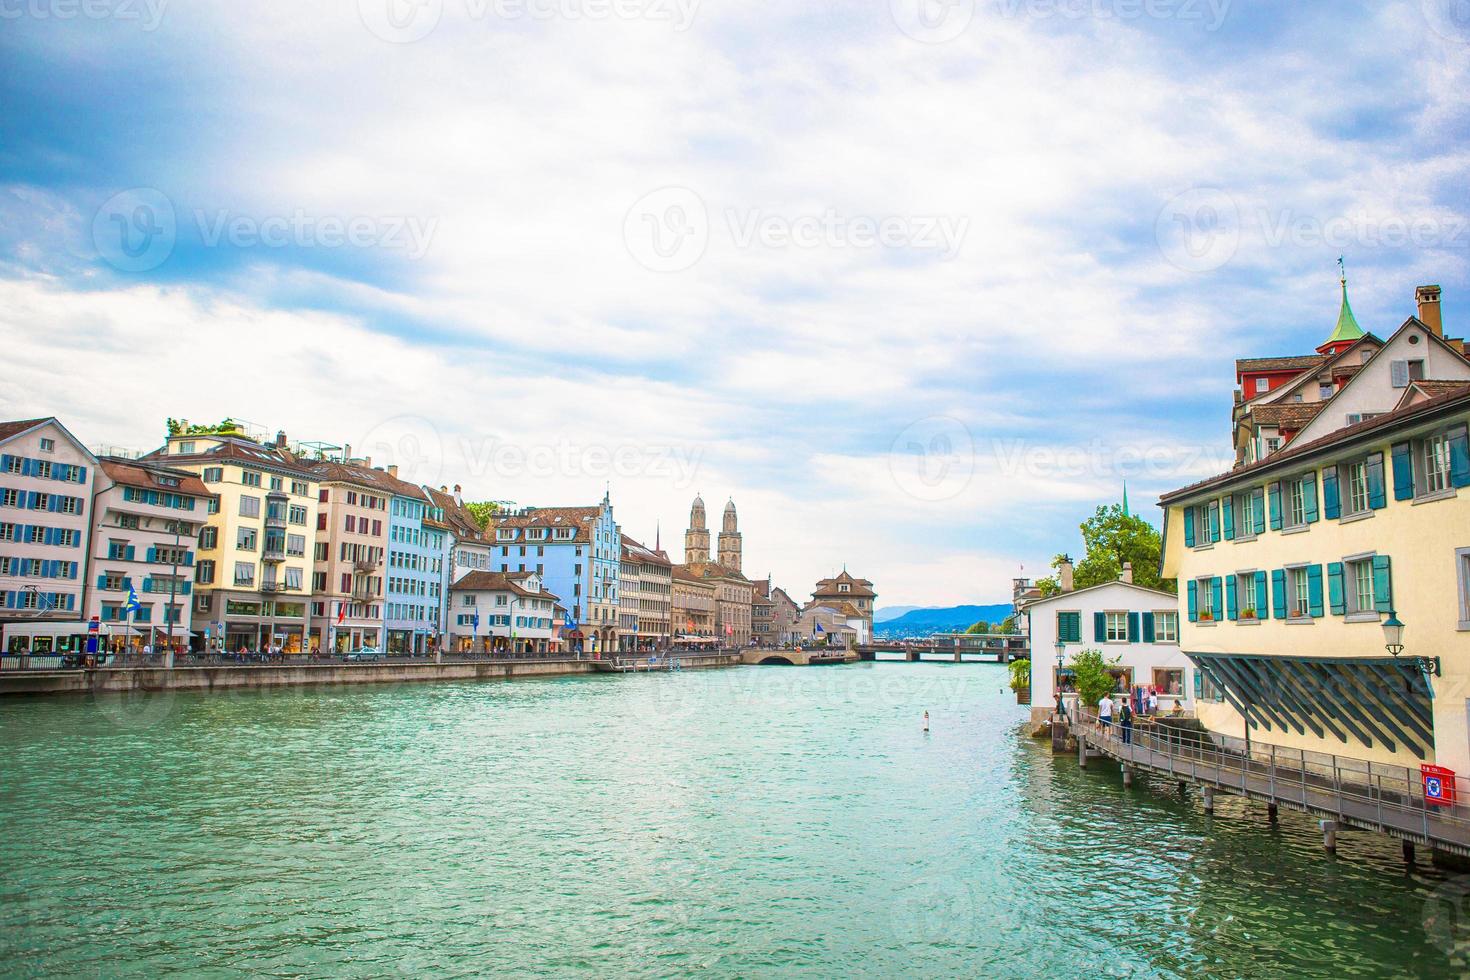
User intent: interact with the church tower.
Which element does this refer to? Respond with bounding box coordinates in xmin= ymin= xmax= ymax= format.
xmin=684 ymin=494 xmax=710 ymax=564
xmin=717 ymin=498 xmax=742 ymax=573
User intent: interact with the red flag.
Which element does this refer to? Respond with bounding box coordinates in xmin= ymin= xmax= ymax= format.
xmin=337 ymin=603 xmax=346 ymax=625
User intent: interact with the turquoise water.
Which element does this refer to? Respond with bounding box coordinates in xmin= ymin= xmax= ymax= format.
xmin=1 ymin=663 xmax=1467 ymax=977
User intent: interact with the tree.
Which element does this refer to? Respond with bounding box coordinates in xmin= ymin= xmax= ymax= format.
xmin=965 ymin=620 xmax=991 ymax=634
xmin=1033 ymin=554 xmax=1070 ymax=597
xmin=1069 ymin=648 xmax=1121 ymax=708
xmin=1008 ymin=658 xmax=1031 ymax=693
xmin=995 ymin=615 xmax=1018 ymax=635
xmin=1074 ymin=504 xmax=1174 ymax=593
xmin=463 ymin=501 xmax=500 ymax=530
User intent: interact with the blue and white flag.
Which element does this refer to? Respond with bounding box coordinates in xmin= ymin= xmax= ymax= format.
xmin=472 ymin=611 xmax=480 ymax=636
xmin=814 ymin=623 xmax=824 ymax=634
xmin=125 ymin=584 xmax=143 ymax=616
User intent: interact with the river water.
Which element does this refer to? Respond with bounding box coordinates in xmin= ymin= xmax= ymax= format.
xmin=1 ymin=663 xmax=1466 ymax=977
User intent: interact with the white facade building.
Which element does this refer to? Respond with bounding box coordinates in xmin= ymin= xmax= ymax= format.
xmin=447 ymin=570 xmax=561 ymax=655
xmin=1024 ymin=576 xmax=1190 ymax=725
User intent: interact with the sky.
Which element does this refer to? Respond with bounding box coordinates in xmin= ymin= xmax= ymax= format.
xmin=2 ymin=0 xmax=1468 ymax=607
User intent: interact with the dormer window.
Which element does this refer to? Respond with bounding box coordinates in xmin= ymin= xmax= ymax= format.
xmin=838 ymin=583 xmax=849 ymax=592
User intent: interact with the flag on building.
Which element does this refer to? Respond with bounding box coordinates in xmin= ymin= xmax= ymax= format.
xmin=125 ymin=585 xmax=142 ymax=616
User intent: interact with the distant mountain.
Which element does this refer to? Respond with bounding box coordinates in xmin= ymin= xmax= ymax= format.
xmin=873 ymin=604 xmax=1016 ymax=638
xmin=873 ymin=605 xmax=921 ymax=622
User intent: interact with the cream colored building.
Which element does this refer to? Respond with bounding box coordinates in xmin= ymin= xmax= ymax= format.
xmin=1161 ymin=383 xmax=1470 ymax=773
xmin=306 ymin=460 xmax=390 ymax=653
xmin=621 ymin=534 xmax=671 ymax=651
xmin=672 ymin=565 xmax=717 ymax=646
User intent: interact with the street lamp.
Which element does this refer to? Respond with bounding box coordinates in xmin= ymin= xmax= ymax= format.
xmin=1383 ymin=609 xmax=1440 ymax=681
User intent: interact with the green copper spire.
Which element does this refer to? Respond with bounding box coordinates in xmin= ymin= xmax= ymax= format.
xmin=1325 ymin=257 xmax=1365 ymax=346
xmin=1122 ymin=481 xmax=1129 ymax=517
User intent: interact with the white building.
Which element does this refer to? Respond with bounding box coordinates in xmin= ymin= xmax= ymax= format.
xmin=1023 ymin=565 xmax=1190 ymax=725
xmin=447 ymin=570 xmax=561 ymax=655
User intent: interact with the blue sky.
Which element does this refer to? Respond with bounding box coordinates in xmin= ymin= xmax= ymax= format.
xmin=2 ymin=0 xmax=1468 ymax=605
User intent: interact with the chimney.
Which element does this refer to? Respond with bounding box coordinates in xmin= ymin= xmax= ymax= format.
xmin=1417 ymin=285 xmax=1443 ymax=338
xmin=343 ymin=443 xmax=351 ymax=461
xmin=387 ymin=464 xmax=398 ymax=478
xmin=275 ymin=430 xmax=287 ymax=448
xmin=1121 ymin=561 xmax=1134 ymax=584
xmin=363 ymin=456 xmax=372 ymax=469
xmin=1059 ymin=555 xmax=1075 ymax=593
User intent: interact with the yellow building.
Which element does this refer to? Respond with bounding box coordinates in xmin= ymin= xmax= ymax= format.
xmin=1161 ymin=383 xmax=1470 ymax=772
xmin=147 ymin=424 xmax=321 ymax=653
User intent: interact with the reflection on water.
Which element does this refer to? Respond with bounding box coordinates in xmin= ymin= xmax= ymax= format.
xmin=0 ymin=664 xmax=1466 ymax=977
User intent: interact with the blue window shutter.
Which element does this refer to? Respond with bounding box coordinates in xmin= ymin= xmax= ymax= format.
xmin=1211 ymin=578 xmax=1223 ymax=620
xmin=16 ymin=491 xmax=29 ymax=510
xmin=1391 ymin=442 xmax=1415 ymax=500
xmin=1128 ymin=612 xmax=1140 ymax=642
xmin=76 ymin=465 xmax=86 ymax=484
xmin=1450 ymin=425 xmax=1470 ymax=488
xmin=146 ymin=547 xmax=156 ymax=563
xmin=1222 ymin=496 xmax=1235 ymax=540
xmin=20 ymin=458 xmax=32 ymax=476
xmin=1142 ymin=611 xmax=1155 ymax=643
xmin=1271 ymin=570 xmax=1287 ymax=620
xmin=1306 ymin=565 xmax=1324 ymax=617
xmin=1254 ymin=571 xmax=1268 ymax=616
xmin=1226 ymin=577 xmax=1238 ymax=621
xmin=1208 ymin=502 xmax=1221 ymax=543
xmin=1373 ymin=555 xmax=1394 ymax=613
xmin=1327 ymin=562 xmax=1345 ymax=615
xmin=1302 ymin=473 xmax=1319 ymax=523
xmin=1366 ymin=452 xmax=1387 ymax=509
xmin=0 ymin=454 xmax=9 ymax=471
xmin=97 ymin=574 xmax=107 ymax=590
xmin=1322 ymin=465 xmax=1341 ymax=519
xmin=1252 ymin=489 xmax=1265 ymax=534
xmin=1268 ymin=483 xmax=1283 ymax=529
xmin=125 ymin=546 xmax=135 ymax=561
xmin=1187 ymin=580 xmax=1198 ymax=622
xmin=1183 ymin=506 xmax=1196 ymax=548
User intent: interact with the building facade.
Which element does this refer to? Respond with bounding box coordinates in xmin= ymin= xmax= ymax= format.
xmin=1161 ymin=384 xmax=1470 ymax=773
xmin=447 ymin=570 xmax=560 ymax=655
xmin=620 ymin=534 xmax=671 ymax=652
xmin=0 ymin=418 xmax=97 ymax=655
xmin=811 ymin=571 xmax=876 ymax=642
xmin=306 ymin=460 xmax=389 ymax=654
xmin=751 ymin=577 xmax=799 ymax=647
xmin=1023 ymin=575 xmax=1189 ymax=727
xmin=384 ymin=474 xmax=445 ymax=655
xmin=672 ymin=565 xmax=717 ymax=646
xmin=717 ymin=498 xmax=742 ymax=572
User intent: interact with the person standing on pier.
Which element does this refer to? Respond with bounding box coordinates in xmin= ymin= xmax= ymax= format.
xmin=1119 ymin=698 xmax=1134 ymax=745
xmin=1098 ymin=693 xmax=1114 ymax=731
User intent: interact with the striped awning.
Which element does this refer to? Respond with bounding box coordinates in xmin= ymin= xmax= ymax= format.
xmin=1187 ymin=652 xmax=1435 ymax=760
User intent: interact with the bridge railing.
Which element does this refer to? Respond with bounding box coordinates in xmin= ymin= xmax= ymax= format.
xmin=1072 ymin=708 xmax=1470 ymax=838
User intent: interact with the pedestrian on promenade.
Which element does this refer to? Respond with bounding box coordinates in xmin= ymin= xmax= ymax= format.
xmin=1148 ymin=688 xmax=1159 ymax=716
xmin=1055 ymin=690 xmax=1067 ymax=722
xmin=1120 ymin=699 xmax=1134 ymax=745
xmin=1098 ymin=693 xmax=1114 ymax=731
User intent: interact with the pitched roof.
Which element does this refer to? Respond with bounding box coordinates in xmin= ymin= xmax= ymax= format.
xmin=1250 ymin=402 xmax=1324 ymax=429
xmin=813 ymin=570 xmax=876 ymax=598
xmin=306 ymin=459 xmax=427 ymax=500
xmin=496 ymin=506 xmax=601 ymax=543
xmin=146 ymin=438 xmax=319 ymax=479
xmin=449 ymin=570 xmax=560 ymax=601
xmin=424 ymin=486 xmax=489 ymax=544
xmin=1235 ymin=355 xmax=1325 ymax=376
xmin=671 ymin=564 xmax=718 ymax=587
xmin=1162 ymin=384 xmax=1470 ymax=504
xmin=1409 ymin=380 xmax=1470 ymax=399
xmin=1021 ymin=579 xmax=1180 ymax=611
xmin=100 ymin=458 xmax=211 ymax=497
xmin=0 ymin=418 xmax=51 ymax=442
xmin=621 ymin=534 xmax=671 ymax=565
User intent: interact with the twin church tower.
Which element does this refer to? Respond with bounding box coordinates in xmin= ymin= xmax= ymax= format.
xmin=683 ymin=494 xmax=741 ymax=572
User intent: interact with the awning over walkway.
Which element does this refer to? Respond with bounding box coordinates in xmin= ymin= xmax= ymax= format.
xmin=1187 ymin=652 xmax=1435 ymax=760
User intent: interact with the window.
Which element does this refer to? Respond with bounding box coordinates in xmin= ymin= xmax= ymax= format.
xmin=1423 ymin=433 xmax=1451 ymax=496
xmin=237 ymin=527 xmax=257 ymax=551
xmin=1152 ymin=668 xmax=1184 ymax=697
xmin=1196 ymin=579 xmax=1215 ymax=621
xmin=0 ymin=488 xmax=15 ymax=507
xmin=1154 ymin=611 xmax=1178 ymax=643
xmin=196 ymin=560 xmax=216 ymax=585
xmin=1287 ymin=479 xmax=1306 ymax=528
xmin=1254 ymin=377 xmax=1269 ymax=392
xmin=1235 ymin=573 xmax=1258 ymax=620
xmin=199 ymin=526 xmax=218 ymax=549
xmin=1349 ymin=558 xmax=1375 ymax=615
xmin=241 ymin=470 xmax=262 ymax=487
xmin=284 ymin=567 xmax=303 ymax=590
xmin=1343 ymin=460 xmax=1369 ymax=516
xmin=291 ymin=481 xmax=308 ymax=496
xmin=37 ymin=437 xmax=56 ymax=452
xmin=234 ymin=562 xmax=256 ymax=586
xmin=288 ymin=505 xmax=307 ymax=525
xmin=1291 ymin=567 xmax=1311 ymax=618
xmin=239 ymin=495 xmax=260 ymax=518
xmin=1264 ymin=436 xmax=1281 ymax=455
xmin=1459 ymin=548 xmax=1470 ymax=631
xmin=1231 ymin=492 xmax=1255 ymax=540
xmin=1104 ymin=611 xmax=1128 ymax=642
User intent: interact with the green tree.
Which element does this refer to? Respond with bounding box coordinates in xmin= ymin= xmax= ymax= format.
xmin=1033 ymin=554 xmax=1070 ymax=597
xmin=1073 ymin=503 xmax=1173 ymax=593
xmin=965 ymin=620 xmax=991 ymax=634
xmin=1069 ymin=648 xmax=1121 ymax=708
xmin=1008 ymin=658 xmax=1031 ymax=693
xmin=463 ymin=501 xmax=500 ymax=530
xmin=995 ymin=615 xmax=1018 ymax=635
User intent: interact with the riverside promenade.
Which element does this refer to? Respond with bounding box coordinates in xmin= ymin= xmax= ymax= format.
xmin=0 ymin=651 xmax=744 ymax=697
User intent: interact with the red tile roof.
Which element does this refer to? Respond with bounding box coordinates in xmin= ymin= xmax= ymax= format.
xmin=100 ymin=458 xmax=211 ymax=497
xmin=1235 ymin=355 xmax=1325 ymax=375
xmin=449 ymin=570 xmax=560 ymax=601
xmin=0 ymin=418 xmax=50 ymax=443
xmin=1249 ymin=402 xmax=1325 ymax=429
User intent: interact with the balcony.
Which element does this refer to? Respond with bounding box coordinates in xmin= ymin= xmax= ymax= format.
xmin=264 ymin=516 xmax=288 ymax=530
xmin=260 ymin=581 xmax=282 ymax=594
xmin=351 ymin=585 xmax=376 ymax=601
xmin=354 ymin=557 xmax=381 ymax=573
xmin=262 ymin=547 xmax=286 ymax=564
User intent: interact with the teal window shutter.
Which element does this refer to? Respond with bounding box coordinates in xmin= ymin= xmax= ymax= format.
xmin=1327 ymin=562 xmax=1346 ymax=615
xmin=1372 ymin=555 xmax=1394 ymax=612
xmin=1366 ymin=452 xmax=1387 ymax=509
xmin=1211 ymin=578 xmax=1223 ymax=619
xmin=1141 ymin=611 xmax=1155 ymax=643
xmin=1208 ymin=501 xmax=1221 ymax=543
xmin=1307 ymin=565 xmax=1324 ymax=617
xmin=1222 ymin=496 xmax=1235 ymax=540
xmin=1268 ymin=483 xmax=1283 ymax=529
xmin=146 ymin=547 xmax=156 ymax=563
xmin=1252 ymin=489 xmax=1265 ymax=534
xmin=1391 ymin=442 xmax=1415 ymax=500
xmin=1449 ymin=425 xmax=1470 ymax=488
xmin=97 ymin=574 xmax=107 ymax=590
xmin=1322 ymin=465 xmax=1341 ymax=519
xmin=1225 ymin=577 xmax=1238 ymax=621
xmin=1127 ymin=612 xmax=1140 ymax=642
xmin=1093 ymin=611 xmax=1107 ymax=641
xmin=1183 ymin=506 xmax=1196 ymax=548
xmin=1302 ymin=473 xmax=1319 ymax=523
xmin=1254 ymin=571 xmax=1268 ymax=616
xmin=1271 ymin=570 xmax=1287 ymax=619
xmin=1187 ymin=580 xmax=1198 ymax=622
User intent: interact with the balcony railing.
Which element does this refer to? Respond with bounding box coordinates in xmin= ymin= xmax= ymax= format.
xmin=260 ymin=581 xmax=282 ymax=593
xmin=354 ymin=558 xmax=380 ymax=572
xmin=351 ymin=586 xmax=376 ymax=600
xmin=262 ymin=547 xmax=285 ymax=563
